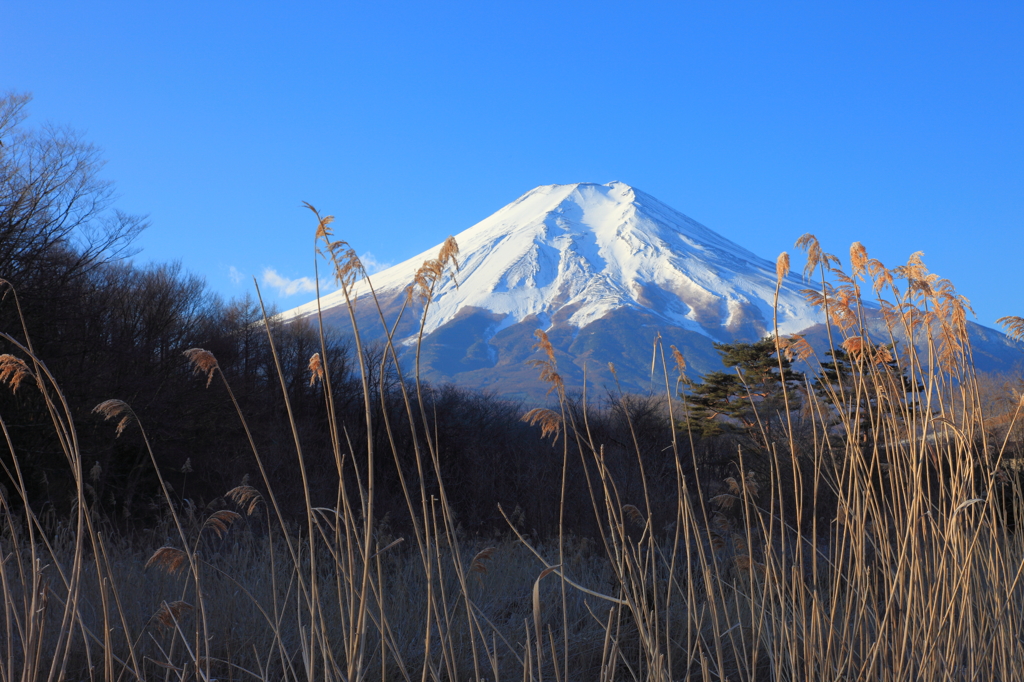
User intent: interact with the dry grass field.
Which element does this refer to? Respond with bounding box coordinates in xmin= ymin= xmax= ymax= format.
xmin=2 ymin=216 xmax=1024 ymax=682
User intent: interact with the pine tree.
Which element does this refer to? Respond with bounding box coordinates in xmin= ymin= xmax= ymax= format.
xmin=812 ymin=343 xmax=923 ymax=444
xmin=682 ymin=337 xmax=804 ymax=438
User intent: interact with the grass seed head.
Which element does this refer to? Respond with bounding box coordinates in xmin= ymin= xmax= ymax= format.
xmin=711 ymin=493 xmax=737 ymax=509
xmin=780 ymin=335 xmax=814 ymax=362
xmin=408 ymin=236 xmax=460 ymax=302
xmin=307 ymin=203 xmax=365 ymax=290
xmin=92 ymin=399 xmax=135 ymax=436
xmin=850 ymin=242 xmax=868 ymax=277
xmin=712 ymin=513 xmax=731 ymax=533
xmin=895 ymin=250 xmax=929 ymax=282
xmin=226 ymin=485 xmax=264 ymax=516
xmin=529 ymin=330 xmax=564 ymax=395
xmin=868 ymin=257 xmax=893 ymax=293
xmin=0 ymin=354 xmax=31 ymax=393
xmin=795 ymin=233 xmax=841 ymax=277
xmin=622 ymin=504 xmax=645 ymax=527
xmin=795 ymin=233 xmax=822 ymax=278
xmin=183 ymin=348 xmax=218 ymax=388
xmin=438 ymin=235 xmax=460 ymax=273
xmin=308 ymin=352 xmax=324 ymax=386
xmin=328 ymin=243 xmax=363 ymax=289
xmin=469 ymin=546 xmax=496 ymax=575
xmin=776 ymin=252 xmax=790 ymax=283
xmin=145 ymin=546 xmax=189 ymax=575
xmin=997 ymin=316 xmax=1024 ymax=342
xmin=874 ymin=344 xmax=893 ymax=365
xmin=203 ymin=509 xmax=242 ymax=539
xmin=829 ymin=289 xmax=859 ymax=331
xmin=533 ymin=329 xmax=555 ymax=363
xmin=841 ymin=336 xmax=865 ymax=359
xmin=743 ymin=470 xmax=760 ymax=496
xmin=670 ymin=345 xmax=686 ymax=378
xmin=304 ymin=201 xmax=335 ymax=241
xmin=153 ymin=600 xmax=193 ymax=630
xmin=800 ymin=288 xmax=825 ymax=309
xmin=522 ymin=408 xmax=562 ymax=442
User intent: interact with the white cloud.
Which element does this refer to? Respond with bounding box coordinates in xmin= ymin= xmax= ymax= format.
xmin=228 ymin=265 xmax=245 ymax=285
xmin=261 ymin=267 xmax=332 ymax=297
xmin=359 ymin=251 xmax=393 ymax=275
xmin=259 ymin=255 xmax=387 ymax=299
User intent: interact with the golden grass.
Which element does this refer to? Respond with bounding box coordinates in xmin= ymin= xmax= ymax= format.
xmin=0 ymin=354 xmax=29 ymax=393
xmin=1 ymin=223 xmax=1024 ymax=681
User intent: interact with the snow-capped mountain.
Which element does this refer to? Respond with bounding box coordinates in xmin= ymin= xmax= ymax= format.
xmin=287 ymin=182 xmax=815 ymax=336
xmin=283 ymin=182 xmax=1022 ymax=399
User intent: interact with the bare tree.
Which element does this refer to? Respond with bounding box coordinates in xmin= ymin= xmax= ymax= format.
xmin=0 ymin=92 xmax=147 ymax=291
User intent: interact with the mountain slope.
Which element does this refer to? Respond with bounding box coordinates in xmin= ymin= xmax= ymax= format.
xmin=287 ymin=182 xmax=818 ymax=335
xmin=283 ymin=182 xmax=1023 ymax=399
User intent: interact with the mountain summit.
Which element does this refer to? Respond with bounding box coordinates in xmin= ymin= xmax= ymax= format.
xmin=284 ymin=182 xmax=1018 ymax=398
xmin=288 ymin=181 xmax=816 ymax=334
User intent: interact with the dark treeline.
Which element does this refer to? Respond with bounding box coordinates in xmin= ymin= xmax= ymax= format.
xmin=0 ymin=244 xmax=701 ymax=540
xmin=0 ymin=249 xmax=699 ymax=540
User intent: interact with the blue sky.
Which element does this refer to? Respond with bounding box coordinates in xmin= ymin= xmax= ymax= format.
xmin=3 ymin=2 xmax=1022 ymax=327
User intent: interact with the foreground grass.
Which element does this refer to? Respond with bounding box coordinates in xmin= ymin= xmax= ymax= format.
xmin=2 ymin=225 xmax=1024 ymax=681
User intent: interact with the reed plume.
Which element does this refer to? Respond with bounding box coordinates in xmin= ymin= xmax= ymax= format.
xmin=0 ymin=353 xmax=30 ymax=393
xmin=153 ymin=601 xmax=193 ymax=630
xmin=529 ymin=329 xmax=564 ymax=396
xmin=522 ymin=407 xmax=562 ymax=442
xmin=308 ymin=351 xmax=324 ymax=386
xmin=145 ymin=547 xmax=189 ymax=576
xmin=226 ymin=485 xmax=264 ymax=516
xmin=183 ymin=347 xmax=219 ymax=388
xmin=775 ymin=251 xmax=790 ymax=282
xmin=998 ymin=315 xmax=1024 ymax=341
xmin=92 ymin=398 xmax=135 ymax=436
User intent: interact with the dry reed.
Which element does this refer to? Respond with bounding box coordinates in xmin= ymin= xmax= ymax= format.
xmin=1 ymin=223 xmax=1024 ymax=681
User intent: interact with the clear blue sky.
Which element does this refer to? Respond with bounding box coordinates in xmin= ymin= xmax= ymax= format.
xmin=3 ymin=2 xmax=1022 ymax=327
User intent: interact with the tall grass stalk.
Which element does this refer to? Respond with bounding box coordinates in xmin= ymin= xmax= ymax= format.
xmin=1 ymin=231 xmax=1024 ymax=681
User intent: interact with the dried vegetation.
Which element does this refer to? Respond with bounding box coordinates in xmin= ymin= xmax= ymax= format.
xmin=1 ymin=220 xmax=1024 ymax=682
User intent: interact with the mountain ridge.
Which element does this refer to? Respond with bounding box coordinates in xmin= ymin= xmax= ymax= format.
xmin=286 ymin=181 xmax=819 ymax=341
xmin=283 ymin=182 xmax=1024 ymax=400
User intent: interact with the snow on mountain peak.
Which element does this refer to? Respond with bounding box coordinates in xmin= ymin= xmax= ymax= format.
xmin=284 ymin=181 xmax=820 ymax=341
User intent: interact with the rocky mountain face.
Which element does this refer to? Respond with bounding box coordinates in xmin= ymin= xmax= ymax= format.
xmin=283 ymin=182 xmax=1023 ymax=400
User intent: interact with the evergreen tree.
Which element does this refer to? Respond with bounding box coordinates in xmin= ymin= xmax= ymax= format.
xmin=813 ymin=342 xmax=923 ymax=444
xmin=682 ymin=337 xmax=804 ymax=438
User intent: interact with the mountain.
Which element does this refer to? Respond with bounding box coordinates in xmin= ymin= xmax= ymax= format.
xmin=283 ymin=182 xmax=1024 ymax=399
